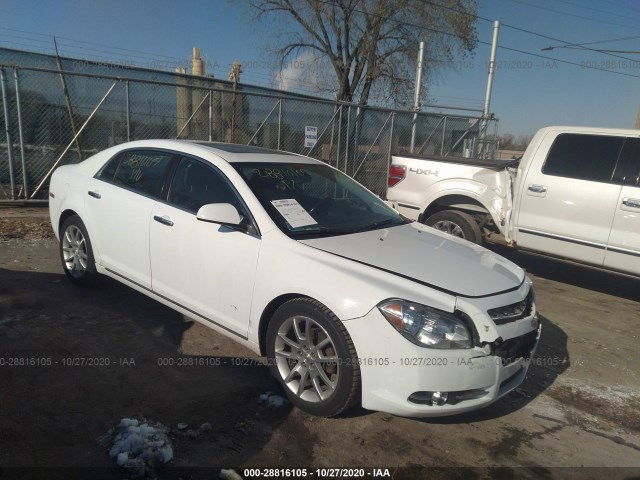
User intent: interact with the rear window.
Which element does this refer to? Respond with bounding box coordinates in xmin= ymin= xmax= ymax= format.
xmin=542 ymin=133 xmax=624 ymax=183
xmin=98 ymin=150 xmax=173 ymax=197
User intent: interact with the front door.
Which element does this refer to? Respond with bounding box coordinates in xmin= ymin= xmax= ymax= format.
xmin=149 ymin=156 xmax=261 ymax=338
xmin=516 ymin=133 xmax=623 ymax=266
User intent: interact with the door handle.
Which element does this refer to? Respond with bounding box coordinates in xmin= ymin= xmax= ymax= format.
xmin=622 ymin=198 xmax=640 ymax=209
xmin=88 ymin=190 xmax=101 ymax=199
xmin=528 ymin=184 xmax=547 ymax=193
xmin=153 ymin=215 xmax=174 ymax=226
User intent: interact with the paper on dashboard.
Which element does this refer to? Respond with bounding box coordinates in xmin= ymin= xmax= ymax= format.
xmin=270 ymin=199 xmax=318 ymax=228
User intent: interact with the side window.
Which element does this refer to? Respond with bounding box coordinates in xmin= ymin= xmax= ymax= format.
xmin=542 ymin=133 xmax=624 ymax=183
xmin=98 ymin=155 xmax=120 ymax=181
xmin=613 ymin=138 xmax=640 ymax=186
xmin=99 ymin=150 xmax=173 ymax=197
xmin=168 ymin=158 xmax=245 ymax=214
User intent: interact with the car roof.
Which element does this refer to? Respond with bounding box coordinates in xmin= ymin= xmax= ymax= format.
xmin=176 ymin=140 xmax=319 ymax=164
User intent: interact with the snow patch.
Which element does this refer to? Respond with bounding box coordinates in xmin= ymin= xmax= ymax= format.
xmin=98 ymin=417 xmax=173 ymax=476
xmin=259 ymin=392 xmax=288 ymax=408
xmin=172 ymin=421 xmax=214 ymax=439
xmin=220 ymin=468 xmax=244 ymax=480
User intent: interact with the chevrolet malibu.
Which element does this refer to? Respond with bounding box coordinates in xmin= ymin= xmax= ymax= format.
xmin=49 ymin=140 xmax=540 ymax=418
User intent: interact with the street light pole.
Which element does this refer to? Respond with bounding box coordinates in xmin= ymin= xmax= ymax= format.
xmin=481 ymin=20 xmax=500 ymax=143
xmin=410 ymin=41 xmax=425 ymax=153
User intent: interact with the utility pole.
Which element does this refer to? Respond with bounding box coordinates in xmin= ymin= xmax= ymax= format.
xmin=481 ymin=20 xmax=500 ymax=143
xmin=228 ymin=61 xmax=242 ymax=143
xmin=410 ymin=41 xmax=425 ymax=153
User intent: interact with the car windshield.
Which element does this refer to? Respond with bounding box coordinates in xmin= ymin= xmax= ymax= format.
xmin=233 ymin=162 xmax=409 ymax=238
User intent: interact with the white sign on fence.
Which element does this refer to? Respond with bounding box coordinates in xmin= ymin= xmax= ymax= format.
xmin=304 ymin=126 xmax=318 ymax=148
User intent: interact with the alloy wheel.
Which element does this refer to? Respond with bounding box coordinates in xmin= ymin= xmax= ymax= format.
xmin=432 ymin=220 xmax=465 ymax=238
xmin=62 ymin=225 xmax=88 ymax=278
xmin=274 ymin=315 xmax=340 ymax=403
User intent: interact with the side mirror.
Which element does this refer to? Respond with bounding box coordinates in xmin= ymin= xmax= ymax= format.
xmin=196 ymin=203 xmax=242 ymax=227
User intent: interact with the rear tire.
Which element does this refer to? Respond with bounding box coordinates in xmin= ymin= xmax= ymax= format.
xmin=424 ymin=209 xmax=483 ymax=244
xmin=59 ymin=215 xmax=98 ymax=286
xmin=266 ymin=298 xmax=361 ymax=417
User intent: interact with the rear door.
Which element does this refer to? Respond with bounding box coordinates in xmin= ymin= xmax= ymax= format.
xmin=604 ymin=138 xmax=640 ymax=274
xmin=515 ymin=133 xmax=623 ymax=266
xmin=85 ymin=149 xmax=174 ymax=289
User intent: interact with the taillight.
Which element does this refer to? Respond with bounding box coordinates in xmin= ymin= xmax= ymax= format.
xmin=388 ymin=164 xmax=406 ymax=187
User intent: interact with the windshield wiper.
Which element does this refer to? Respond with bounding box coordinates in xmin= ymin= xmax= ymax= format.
xmin=292 ymin=219 xmax=402 ymax=238
xmin=290 ymin=225 xmax=357 ymax=238
xmin=352 ymin=218 xmax=396 ymax=233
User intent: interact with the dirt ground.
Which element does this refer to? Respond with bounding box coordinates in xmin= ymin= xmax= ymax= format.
xmin=1 ymin=207 xmax=639 ymax=479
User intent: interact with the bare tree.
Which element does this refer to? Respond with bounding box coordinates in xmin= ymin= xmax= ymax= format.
xmin=249 ymin=0 xmax=478 ymax=106
xmin=498 ymin=133 xmax=533 ymax=150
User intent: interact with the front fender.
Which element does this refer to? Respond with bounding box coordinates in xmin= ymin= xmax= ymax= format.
xmin=247 ymin=230 xmax=457 ymax=345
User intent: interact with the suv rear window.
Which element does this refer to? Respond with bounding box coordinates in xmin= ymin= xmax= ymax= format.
xmin=543 ymin=133 xmax=624 ymax=183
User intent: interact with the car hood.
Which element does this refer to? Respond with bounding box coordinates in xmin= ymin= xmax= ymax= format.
xmin=298 ymin=222 xmax=525 ymax=298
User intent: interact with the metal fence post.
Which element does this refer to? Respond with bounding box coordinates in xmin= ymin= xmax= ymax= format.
xmin=441 ymin=116 xmax=447 ymax=156
xmin=277 ymin=99 xmax=282 ymax=150
xmin=13 ymin=69 xmax=27 ymax=198
xmin=0 ymin=68 xmax=15 ymax=199
xmin=335 ymin=105 xmax=343 ymax=165
xmin=343 ymin=105 xmax=351 ymax=173
xmin=353 ymin=107 xmax=361 ymax=176
xmin=208 ymin=90 xmax=213 ymax=142
xmin=387 ymin=112 xmax=395 ymax=179
xmin=125 ymin=81 xmax=131 ymax=141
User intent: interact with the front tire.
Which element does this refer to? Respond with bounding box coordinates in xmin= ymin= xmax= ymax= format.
xmin=266 ymin=298 xmax=361 ymax=417
xmin=424 ymin=209 xmax=483 ymax=244
xmin=59 ymin=215 xmax=97 ymax=286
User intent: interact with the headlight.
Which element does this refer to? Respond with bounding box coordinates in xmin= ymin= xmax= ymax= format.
xmin=378 ymin=300 xmax=472 ymax=349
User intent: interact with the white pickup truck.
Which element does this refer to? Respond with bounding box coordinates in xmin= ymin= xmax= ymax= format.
xmin=387 ymin=126 xmax=640 ymax=276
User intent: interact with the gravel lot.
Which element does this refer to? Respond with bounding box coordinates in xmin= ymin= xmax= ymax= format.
xmin=1 ymin=207 xmax=639 ymax=479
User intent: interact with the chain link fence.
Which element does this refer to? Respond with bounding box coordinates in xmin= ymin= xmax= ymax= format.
xmin=0 ymin=48 xmax=496 ymax=202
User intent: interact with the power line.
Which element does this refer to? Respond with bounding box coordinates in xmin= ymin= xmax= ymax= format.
xmin=0 ymin=25 xmax=189 ymax=62
xmin=539 ymin=34 xmax=640 ymax=48
xmin=496 ymin=44 xmax=640 ymax=80
xmin=552 ymin=0 xmax=640 ymax=22
xmin=499 ymin=25 xmax=640 ymax=63
xmin=594 ymin=0 xmax=640 ymax=15
xmin=506 ymin=0 xmax=640 ymax=31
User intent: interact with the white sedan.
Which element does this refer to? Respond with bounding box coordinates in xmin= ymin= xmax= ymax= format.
xmin=49 ymin=140 xmax=540 ymax=418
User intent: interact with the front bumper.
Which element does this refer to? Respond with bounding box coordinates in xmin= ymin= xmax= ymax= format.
xmin=343 ymin=307 xmax=540 ymax=418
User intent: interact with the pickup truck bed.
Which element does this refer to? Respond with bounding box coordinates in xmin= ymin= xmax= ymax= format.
xmin=393 ymin=153 xmax=518 ymax=171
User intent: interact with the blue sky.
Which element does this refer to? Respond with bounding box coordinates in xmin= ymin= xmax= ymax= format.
xmin=1 ymin=0 xmax=640 ymax=136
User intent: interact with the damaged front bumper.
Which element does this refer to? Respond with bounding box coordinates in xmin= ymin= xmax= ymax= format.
xmin=343 ymin=282 xmax=541 ymax=418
